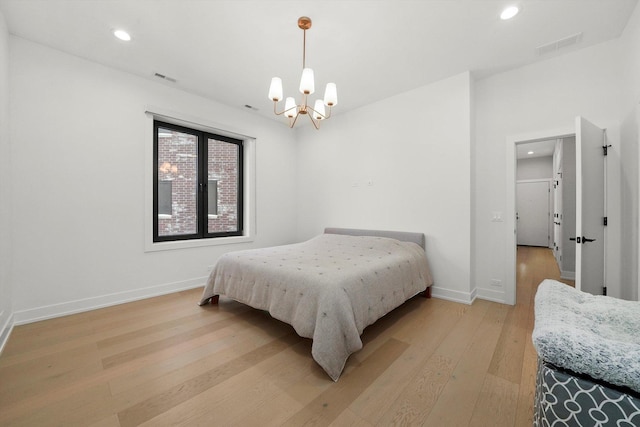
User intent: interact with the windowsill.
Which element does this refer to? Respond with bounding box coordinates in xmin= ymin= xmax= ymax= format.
xmin=208 ymin=214 xmax=218 ymax=219
xmin=158 ymin=214 xmax=172 ymax=219
xmin=145 ymin=234 xmax=254 ymax=252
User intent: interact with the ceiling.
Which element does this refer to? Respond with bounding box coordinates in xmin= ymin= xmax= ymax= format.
xmin=0 ymin=0 xmax=637 ymax=124
xmin=516 ymin=139 xmax=556 ymax=159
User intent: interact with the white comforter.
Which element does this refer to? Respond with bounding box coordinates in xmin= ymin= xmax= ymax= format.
xmin=199 ymin=233 xmax=433 ymax=381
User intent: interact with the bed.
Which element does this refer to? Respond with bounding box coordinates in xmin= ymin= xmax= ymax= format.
xmin=199 ymin=227 xmax=433 ymax=381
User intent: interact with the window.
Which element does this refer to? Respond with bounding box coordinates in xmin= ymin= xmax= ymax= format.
xmin=153 ymin=120 xmax=243 ymax=242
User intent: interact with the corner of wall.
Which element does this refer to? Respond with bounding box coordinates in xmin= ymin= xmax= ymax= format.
xmin=0 ymin=8 xmax=15 ymax=354
xmin=0 ymin=312 xmax=15 ymax=354
xmin=469 ymin=70 xmax=478 ymax=302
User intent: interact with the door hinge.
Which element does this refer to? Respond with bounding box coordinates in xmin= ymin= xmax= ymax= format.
xmin=603 ymin=286 xmax=607 ymax=296
xmin=604 ymin=217 xmax=608 ymax=226
xmin=603 ymin=144 xmax=612 ymax=155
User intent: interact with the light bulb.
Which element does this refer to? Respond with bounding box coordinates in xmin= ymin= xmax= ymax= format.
xmin=299 ymin=68 xmax=315 ymax=94
xmin=313 ymin=100 xmax=326 ymax=120
xmin=324 ymin=83 xmax=338 ymax=106
xmin=284 ymin=97 xmax=297 ymax=118
xmin=268 ymin=77 xmax=283 ymax=101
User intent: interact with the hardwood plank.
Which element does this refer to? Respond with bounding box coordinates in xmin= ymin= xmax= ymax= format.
xmin=514 ymin=330 xmax=539 ymax=426
xmin=280 ymin=338 xmax=409 ymax=426
xmin=87 ymin=415 xmax=121 ymax=427
xmin=116 ymin=332 xmax=301 ymax=427
xmin=2 ymin=291 xmax=198 ymax=357
xmin=487 ymin=301 xmax=529 ymax=384
xmin=468 ymin=373 xmax=519 ymax=427
xmin=329 ymin=408 xmax=374 ymax=426
xmin=110 ymin=323 xmax=295 ymax=412
xmin=155 ymin=343 xmax=312 ymax=426
xmin=1 ymin=383 xmax=114 ymax=427
xmin=0 ymin=343 xmax=100 ymax=392
xmin=421 ymin=302 xmax=510 ymax=426
xmin=107 ymin=322 xmax=253 ymax=395
xmin=350 ymin=301 xmax=465 ymax=424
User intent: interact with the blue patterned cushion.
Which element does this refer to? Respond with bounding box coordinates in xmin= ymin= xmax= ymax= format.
xmin=534 ymin=359 xmax=640 ymax=426
xmin=532 ymin=279 xmax=640 ymax=393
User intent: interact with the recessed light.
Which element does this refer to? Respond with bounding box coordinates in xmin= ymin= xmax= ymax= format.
xmin=528 ymin=151 xmax=534 ymax=155
xmin=113 ymin=29 xmax=131 ymax=41
xmin=500 ymin=6 xmax=520 ymax=20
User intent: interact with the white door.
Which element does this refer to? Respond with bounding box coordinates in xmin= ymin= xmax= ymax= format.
xmin=553 ymin=140 xmax=563 ymax=265
xmin=575 ymin=116 xmax=605 ymax=295
xmin=517 ymin=180 xmax=550 ymax=247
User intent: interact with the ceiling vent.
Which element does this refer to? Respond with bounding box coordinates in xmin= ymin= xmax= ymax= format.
xmin=153 ymin=72 xmax=177 ymax=83
xmin=536 ymin=32 xmax=583 ymax=56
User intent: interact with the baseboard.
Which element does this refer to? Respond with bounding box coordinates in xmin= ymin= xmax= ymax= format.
xmin=430 ymin=285 xmax=476 ymax=305
xmin=0 ymin=310 xmax=15 ymax=355
xmin=561 ymin=270 xmax=576 ymax=280
xmin=475 ymin=287 xmax=507 ymax=304
xmin=13 ymin=277 xmax=207 ymax=326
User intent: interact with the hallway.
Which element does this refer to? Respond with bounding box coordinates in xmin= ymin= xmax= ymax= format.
xmin=517 ymin=246 xmax=575 ymax=297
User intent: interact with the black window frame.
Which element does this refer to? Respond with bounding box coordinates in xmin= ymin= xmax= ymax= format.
xmin=153 ymin=120 xmax=244 ymax=242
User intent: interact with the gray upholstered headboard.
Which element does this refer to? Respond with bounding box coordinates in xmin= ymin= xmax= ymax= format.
xmin=324 ymin=227 xmax=425 ymax=250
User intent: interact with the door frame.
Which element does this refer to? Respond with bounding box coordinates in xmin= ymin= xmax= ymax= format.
xmin=505 ymin=126 xmax=574 ymax=305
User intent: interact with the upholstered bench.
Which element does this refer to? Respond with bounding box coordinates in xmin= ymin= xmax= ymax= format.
xmin=532 ymin=279 xmax=640 ymax=426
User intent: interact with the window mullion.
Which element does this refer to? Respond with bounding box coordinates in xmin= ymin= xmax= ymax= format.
xmin=198 ymin=132 xmax=207 ymax=238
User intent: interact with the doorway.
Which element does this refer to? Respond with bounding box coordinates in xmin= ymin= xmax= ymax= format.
xmin=515 ymin=139 xmax=575 ymax=268
xmin=506 ymin=118 xmax=606 ymax=305
xmin=504 ymin=126 xmax=576 ymax=305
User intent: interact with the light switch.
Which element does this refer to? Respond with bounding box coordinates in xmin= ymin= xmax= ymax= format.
xmin=492 ymin=211 xmax=503 ymax=222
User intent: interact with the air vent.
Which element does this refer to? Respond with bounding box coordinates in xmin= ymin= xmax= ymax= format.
xmin=536 ymin=32 xmax=583 ymax=56
xmin=153 ymin=72 xmax=177 ymax=83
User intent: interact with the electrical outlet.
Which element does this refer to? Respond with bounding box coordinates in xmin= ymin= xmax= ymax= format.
xmin=490 ymin=279 xmax=502 ymax=288
xmin=207 ymin=265 xmax=215 ymax=272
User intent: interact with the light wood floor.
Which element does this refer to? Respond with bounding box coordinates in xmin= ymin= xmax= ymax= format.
xmin=0 ymin=246 xmax=573 ymax=426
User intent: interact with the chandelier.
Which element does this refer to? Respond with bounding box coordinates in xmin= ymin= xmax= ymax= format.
xmin=268 ymin=16 xmax=338 ymax=129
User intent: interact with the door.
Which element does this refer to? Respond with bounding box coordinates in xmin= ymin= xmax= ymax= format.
xmin=517 ymin=180 xmax=550 ymax=247
xmin=575 ymin=116 xmax=605 ymax=294
xmin=552 ymin=139 xmax=563 ymax=265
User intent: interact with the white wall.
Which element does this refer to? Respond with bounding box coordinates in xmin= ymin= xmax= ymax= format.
xmin=517 ymin=156 xmax=552 ymax=180
xmin=619 ymin=4 xmax=640 ymax=300
xmin=9 ymin=37 xmax=298 ymax=322
xmin=0 ymin=11 xmax=13 ymax=350
xmin=475 ymin=39 xmax=624 ymax=300
xmin=295 ymin=72 xmax=474 ymax=303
